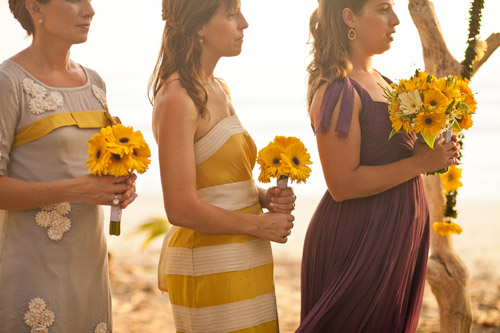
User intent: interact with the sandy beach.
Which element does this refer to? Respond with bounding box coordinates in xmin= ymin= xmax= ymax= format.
xmin=106 ymin=194 xmax=500 ymax=333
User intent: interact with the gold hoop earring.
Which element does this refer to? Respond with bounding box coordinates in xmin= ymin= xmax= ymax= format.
xmin=348 ymin=28 xmax=357 ymax=41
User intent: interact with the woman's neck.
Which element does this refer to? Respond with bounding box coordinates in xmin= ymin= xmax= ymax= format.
xmin=199 ymin=50 xmax=220 ymax=83
xmin=23 ymin=37 xmax=73 ymax=73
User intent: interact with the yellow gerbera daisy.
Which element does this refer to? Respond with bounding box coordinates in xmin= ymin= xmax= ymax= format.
xmin=433 ymin=221 xmax=463 ymax=235
xmin=257 ymin=143 xmax=288 ymax=181
xmin=414 ymin=112 xmax=446 ymax=137
xmin=273 ymin=136 xmax=300 ymax=150
xmin=130 ymin=145 xmax=152 ymax=174
xmin=458 ymin=114 xmax=473 ymax=130
xmin=389 ymin=111 xmax=413 ymax=133
xmin=86 ymin=133 xmax=111 ymax=176
xmin=106 ymin=124 xmax=146 ymax=157
xmin=457 ymin=78 xmax=477 ymax=112
xmin=280 ymin=141 xmax=312 ymax=184
xmin=436 ymin=77 xmax=460 ymax=100
xmin=423 ymin=88 xmax=449 ymax=113
xmin=440 ymin=165 xmax=463 ymax=193
xmin=107 ymin=153 xmax=133 ymax=177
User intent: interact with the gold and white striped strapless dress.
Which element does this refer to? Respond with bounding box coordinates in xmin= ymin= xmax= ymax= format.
xmin=158 ymin=115 xmax=279 ymax=333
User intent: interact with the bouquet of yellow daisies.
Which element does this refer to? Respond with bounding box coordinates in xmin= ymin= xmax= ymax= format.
xmin=87 ymin=123 xmax=151 ymax=235
xmin=257 ymin=136 xmax=312 ymax=189
xmin=383 ymin=70 xmax=476 ymax=148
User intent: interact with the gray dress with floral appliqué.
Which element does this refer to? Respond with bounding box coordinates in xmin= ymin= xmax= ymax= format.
xmin=0 ymin=60 xmax=113 ymax=333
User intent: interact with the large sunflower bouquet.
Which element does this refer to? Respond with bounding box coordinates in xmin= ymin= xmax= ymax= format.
xmin=383 ymin=70 xmax=476 ymax=148
xmin=257 ymin=136 xmax=312 ymax=189
xmin=87 ymin=122 xmax=151 ymax=235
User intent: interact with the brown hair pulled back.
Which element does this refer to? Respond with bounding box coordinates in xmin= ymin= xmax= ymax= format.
xmin=9 ymin=0 xmax=50 ymax=36
xmin=307 ymin=0 xmax=368 ymax=110
xmin=149 ymin=0 xmax=238 ymax=118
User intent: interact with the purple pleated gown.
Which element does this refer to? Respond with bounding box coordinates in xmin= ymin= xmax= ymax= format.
xmin=298 ymin=77 xmax=430 ymax=333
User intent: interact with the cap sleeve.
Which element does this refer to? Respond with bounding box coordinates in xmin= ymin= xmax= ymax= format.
xmin=0 ymin=70 xmax=20 ymax=176
xmin=315 ymin=77 xmax=355 ymax=138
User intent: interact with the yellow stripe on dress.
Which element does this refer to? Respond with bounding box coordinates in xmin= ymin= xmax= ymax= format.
xmin=13 ymin=110 xmax=111 ymax=147
xmin=166 ymin=263 xmax=275 ymax=307
xmin=194 ymin=115 xmax=246 ymax=165
xmin=171 ymin=292 xmax=278 ymax=333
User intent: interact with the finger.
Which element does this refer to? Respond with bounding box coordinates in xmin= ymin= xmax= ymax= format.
xmin=122 ymin=193 xmax=138 ymax=209
xmin=288 ymin=214 xmax=295 ymax=222
xmin=127 ymin=173 xmax=138 ymax=185
xmin=106 ymin=175 xmax=129 ymax=184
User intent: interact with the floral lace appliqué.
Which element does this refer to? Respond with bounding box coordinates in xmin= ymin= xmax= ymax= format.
xmin=94 ymin=322 xmax=108 ymax=333
xmin=22 ymin=78 xmax=64 ymax=115
xmin=92 ymin=85 xmax=107 ymax=108
xmin=24 ymin=298 xmax=55 ymax=333
xmin=35 ymin=202 xmax=72 ymax=241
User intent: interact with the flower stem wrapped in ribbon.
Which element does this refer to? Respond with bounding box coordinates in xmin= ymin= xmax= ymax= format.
xmin=257 ymin=136 xmax=312 ymax=190
xmin=383 ymin=69 xmax=476 ymax=149
xmin=87 ymin=109 xmax=151 ymax=236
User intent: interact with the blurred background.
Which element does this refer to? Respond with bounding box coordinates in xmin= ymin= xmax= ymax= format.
xmin=1 ymin=1 xmax=499 ymax=331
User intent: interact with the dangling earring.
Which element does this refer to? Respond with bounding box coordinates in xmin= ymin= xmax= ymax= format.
xmin=348 ymin=28 xmax=357 ymax=41
xmin=199 ymin=35 xmax=204 ymax=43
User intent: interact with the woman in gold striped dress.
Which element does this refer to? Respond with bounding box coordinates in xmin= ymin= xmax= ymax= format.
xmin=150 ymin=0 xmax=296 ymax=332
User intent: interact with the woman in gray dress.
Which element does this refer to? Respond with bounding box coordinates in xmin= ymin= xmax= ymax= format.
xmin=0 ymin=0 xmax=137 ymax=332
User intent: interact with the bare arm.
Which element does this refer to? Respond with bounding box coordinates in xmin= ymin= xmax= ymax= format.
xmin=0 ymin=174 xmax=137 ymax=211
xmin=311 ymin=84 xmax=457 ymax=202
xmin=152 ymin=87 xmax=293 ymax=243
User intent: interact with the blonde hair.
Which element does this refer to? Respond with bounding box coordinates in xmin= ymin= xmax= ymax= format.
xmin=9 ymin=0 xmax=50 ymax=36
xmin=307 ymin=0 xmax=368 ymax=110
xmin=149 ymin=0 xmax=238 ymax=118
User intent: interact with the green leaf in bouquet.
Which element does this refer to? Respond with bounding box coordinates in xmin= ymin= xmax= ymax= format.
xmin=445 ymin=100 xmax=456 ymax=112
xmin=451 ymin=119 xmax=462 ymax=131
xmin=388 ymin=128 xmax=399 ymax=140
xmin=456 ymin=101 xmax=470 ymax=111
xmin=421 ymin=133 xmax=437 ymax=149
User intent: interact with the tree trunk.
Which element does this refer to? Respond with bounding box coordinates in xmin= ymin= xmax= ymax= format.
xmin=407 ymin=0 xmax=500 ymax=331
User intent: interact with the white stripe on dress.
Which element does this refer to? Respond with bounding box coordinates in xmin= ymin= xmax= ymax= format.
xmin=172 ymin=292 xmax=278 ymax=333
xmin=196 ymin=179 xmax=259 ymax=211
xmin=165 ymin=238 xmax=273 ymax=276
xmin=194 ymin=115 xmax=246 ymax=165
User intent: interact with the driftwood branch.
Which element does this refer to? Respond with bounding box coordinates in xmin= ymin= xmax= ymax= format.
xmin=408 ymin=0 xmax=460 ymax=76
xmin=472 ymin=32 xmax=500 ymax=75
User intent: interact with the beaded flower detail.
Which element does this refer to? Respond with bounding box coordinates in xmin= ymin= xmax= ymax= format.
xmin=92 ymin=85 xmax=107 ymax=108
xmin=35 ymin=202 xmax=72 ymax=241
xmin=94 ymin=322 xmax=108 ymax=333
xmin=22 ymin=78 xmax=64 ymax=115
xmin=24 ymin=298 xmax=55 ymax=333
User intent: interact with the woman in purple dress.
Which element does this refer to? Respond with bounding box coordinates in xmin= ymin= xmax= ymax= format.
xmin=299 ymin=0 xmax=460 ymax=331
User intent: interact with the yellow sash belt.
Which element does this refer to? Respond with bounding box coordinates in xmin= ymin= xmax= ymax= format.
xmin=13 ymin=110 xmax=112 ymax=148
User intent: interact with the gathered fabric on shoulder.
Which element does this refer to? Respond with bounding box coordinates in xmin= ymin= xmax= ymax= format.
xmin=315 ymin=77 xmax=355 ymax=137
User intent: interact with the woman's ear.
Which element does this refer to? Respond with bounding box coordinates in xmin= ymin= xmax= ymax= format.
xmin=342 ymin=7 xmax=357 ymax=29
xmin=25 ymin=0 xmax=43 ymax=22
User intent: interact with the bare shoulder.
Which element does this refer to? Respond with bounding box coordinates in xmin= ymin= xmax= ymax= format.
xmin=152 ymin=80 xmax=199 ymax=140
xmin=214 ymin=77 xmax=231 ymax=99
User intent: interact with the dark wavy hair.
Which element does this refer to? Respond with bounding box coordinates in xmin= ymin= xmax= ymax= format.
xmin=307 ymin=0 xmax=368 ymax=110
xmin=148 ymin=0 xmax=238 ymax=118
